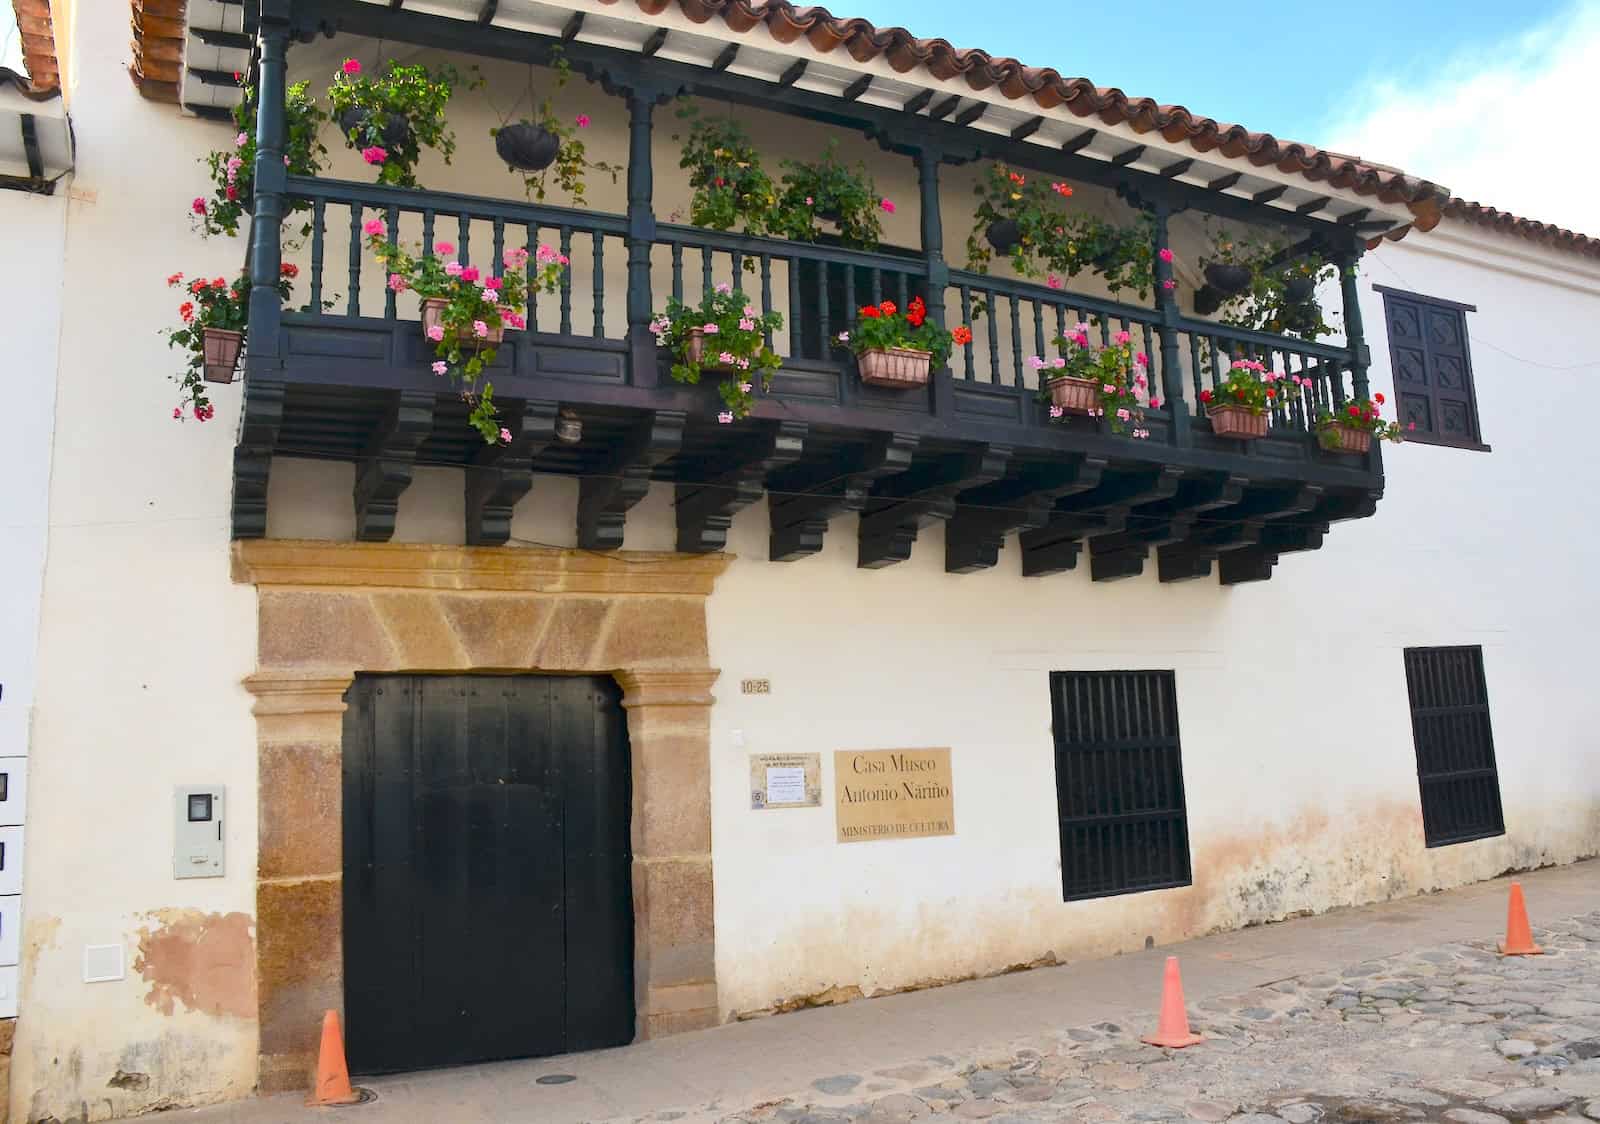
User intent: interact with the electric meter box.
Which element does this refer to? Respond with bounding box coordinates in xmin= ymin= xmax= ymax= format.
xmin=174 ymin=786 xmax=224 ymax=879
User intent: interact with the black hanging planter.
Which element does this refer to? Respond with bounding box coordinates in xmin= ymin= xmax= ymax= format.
xmin=1284 ymin=276 xmax=1316 ymax=304
xmin=1193 ymin=285 xmax=1222 ymax=317
xmin=495 ymin=123 xmax=561 ymax=171
xmin=985 ymin=218 xmax=1021 ymax=254
xmin=1203 ymin=262 xmax=1252 ymax=295
xmin=337 ymin=106 xmax=414 ymax=151
xmin=815 ymin=204 xmax=843 ymax=223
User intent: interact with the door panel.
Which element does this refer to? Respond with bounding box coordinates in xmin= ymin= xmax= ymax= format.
xmin=343 ymin=674 xmax=634 ymax=1074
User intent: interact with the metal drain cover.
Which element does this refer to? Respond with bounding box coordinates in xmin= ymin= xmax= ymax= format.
xmin=536 ymin=1074 xmax=577 ymax=1086
xmin=327 ymin=1087 xmax=379 ymax=1107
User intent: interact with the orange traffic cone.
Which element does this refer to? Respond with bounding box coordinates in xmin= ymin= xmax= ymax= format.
xmin=306 ymin=1009 xmax=361 ymax=1106
xmin=1498 ymin=881 xmax=1543 ymax=956
xmin=1141 ymin=955 xmax=1203 ymax=1049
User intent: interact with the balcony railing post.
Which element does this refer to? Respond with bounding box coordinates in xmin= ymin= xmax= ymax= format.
xmin=915 ymin=145 xmax=949 ymax=331
xmin=624 ymin=86 xmax=663 ymax=387
xmin=1151 ymin=200 xmax=1191 ymax=447
xmin=245 ymin=0 xmax=291 ymax=375
xmin=1338 ymin=244 xmax=1371 ymax=402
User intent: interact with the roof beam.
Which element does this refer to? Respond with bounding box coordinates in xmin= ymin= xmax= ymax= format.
xmin=928 ymin=94 xmax=961 ymax=120
xmin=1296 ymin=195 xmax=1332 ymax=215
xmin=476 ymin=0 xmax=497 ymax=26
xmin=1159 ymin=158 xmax=1194 ymax=178
xmin=1010 ymin=116 xmax=1044 ymax=141
xmin=1111 ymin=144 xmax=1146 ymax=167
xmin=560 ymin=11 xmax=584 ymax=39
xmin=190 ymin=26 xmax=253 ymax=49
xmin=640 ymin=27 xmax=668 ymax=56
xmin=778 ymin=59 xmax=807 ymax=87
xmin=711 ymin=43 xmax=739 ymax=71
xmin=842 ymin=74 xmax=871 ymax=101
xmin=1060 ymin=130 xmax=1095 ymax=154
xmin=902 ymin=88 xmax=932 ymax=114
xmin=1252 ymin=184 xmax=1288 ymax=204
xmin=953 ymin=103 xmax=985 ymax=127
xmin=1337 ymin=207 xmax=1373 ymax=226
xmin=1207 ymin=171 xmax=1243 ymax=192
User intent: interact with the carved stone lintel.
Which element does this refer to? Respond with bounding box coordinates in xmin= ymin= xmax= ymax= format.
xmin=578 ymin=409 xmax=686 ymax=550
xmin=677 ymin=421 xmax=807 ymax=554
xmin=769 ymin=432 xmax=919 ymax=562
xmin=353 ymin=391 xmax=436 ymax=542
xmin=465 ymin=400 xmax=561 ymax=547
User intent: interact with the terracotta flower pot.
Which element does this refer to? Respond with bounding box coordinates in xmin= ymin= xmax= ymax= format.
xmin=1207 ymin=403 xmax=1268 ymax=440
xmin=1320 ymin=422 xmax=1372 ymax=454
xmin=495 ymin=123 xmax=561 ymax=171
xmin=1047 ymin=374 xmax=1099 ymax=415
xmin=201 ymin=327 xmax=243 ymax=384
xmin=858 ymin=346 xmax=931 ymax=389
xmin=420 ymin=297 xmax=512 ymax=345
xmin=684 ymin=327 xmax=738 ymax=371
xmin=1203 ymin=262 xmax=1251 ymax=295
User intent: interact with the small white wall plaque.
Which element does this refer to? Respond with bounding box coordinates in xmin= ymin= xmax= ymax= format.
xmin=749 ymin=753 xmax=822 ymax=809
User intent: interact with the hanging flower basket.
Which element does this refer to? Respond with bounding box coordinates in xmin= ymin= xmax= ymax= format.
xmin=1193 ymin=285 xmax=1222 ymax=317
xmin=1203 ymin=262 xmax=1251 ymax=295
xmin=1319 ymin=422 xmax=1372 ymax=454
xmin=985 ymin=218 xmax=1022 ymax=254
xmin=1047 ymin=374 xmax=1100 ymax=414
xmin=495 ymin=122 xmax=561 ymax=171
xmin=336 ymin=106 xmax=415 ymax=152
xmin=858 ymin=346 xmax=931 ymax=389
xmin=201 ymin=327 xmax=244 ymax=384
xmin=420 ymin=297 xmax=519 ymax=345
xmin=1284 ymin=276 xmax=1316 ymax=304
xmin=1207 ymin=404 xmax=1269 ymax=440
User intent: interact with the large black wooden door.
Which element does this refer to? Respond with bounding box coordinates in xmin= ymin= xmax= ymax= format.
xmin=342 ymin=674 xmax=634 ymax=1074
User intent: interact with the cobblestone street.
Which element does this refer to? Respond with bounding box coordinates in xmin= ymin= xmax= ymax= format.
xmin=710 ymin=907 xmax=1600 ymax=1124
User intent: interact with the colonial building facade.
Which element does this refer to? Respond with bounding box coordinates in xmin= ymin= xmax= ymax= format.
xmin=4 ymin=0 xmax=1599 ymax=1119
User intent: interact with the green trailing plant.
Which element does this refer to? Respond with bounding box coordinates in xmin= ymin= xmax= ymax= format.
xmin=1197 ymin=226 xmax=1338 ymax=341
xmin=328 ymin=56 xmax=478 ymax=188
xmin=1032 ymin=324 xmax=1153 ymax=437
xmin=192 ymin=74 xmax=326 ymax=239
xmin=649 ymin=284 xmax=784 ymax=421
xmin=367 ymin=220 xmax=567 ymax=443
xmin=674 ymin=104 xmax=779 ymax=235
xmin=770 ymin=140 xmax=890 ymax=250
xmin=162 ymin=263 xmax=299 ymax=421
xmin=490 ymin=47 xmax=619 ymax=205
xmin=1316 ymin=392 xmax=1406 ymax=448
xmin=964 ymin=163 xmax=1158 ymax=302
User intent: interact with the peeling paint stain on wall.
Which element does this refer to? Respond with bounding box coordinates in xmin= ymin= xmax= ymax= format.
xmin=21 ymin=916 xmax=61 ymax=993
xmin=132 ymin=912 xmax=256 ymax=1021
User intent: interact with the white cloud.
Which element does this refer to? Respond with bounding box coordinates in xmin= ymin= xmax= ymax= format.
xmin=1 ymin=5 xmax=25 ymax=76
xmin=1323 ymin=1 xmax=1600 ymax=236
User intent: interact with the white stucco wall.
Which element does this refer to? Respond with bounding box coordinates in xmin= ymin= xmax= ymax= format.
xmin=15 ymin=21 xmax=1600 ymax=1122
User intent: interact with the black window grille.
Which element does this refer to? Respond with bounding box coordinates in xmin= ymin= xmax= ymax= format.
xmin=1376 ymin=286 xmax=1487 ymax=450
xmin=1049 ymin=670 xmax=1192 ymax=901
xmin=1403 ymin=646 xmax=1505 ymax=847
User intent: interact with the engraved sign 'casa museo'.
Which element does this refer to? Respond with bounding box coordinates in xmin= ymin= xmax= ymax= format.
xmin=833 ymin=749 xmax=955 ymax=843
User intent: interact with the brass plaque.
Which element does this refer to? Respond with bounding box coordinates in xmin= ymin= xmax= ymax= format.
xmin=749 ymin=753 xmax=822 ymax=809
xmin=833 ymin=749 xmax=954 ymax=843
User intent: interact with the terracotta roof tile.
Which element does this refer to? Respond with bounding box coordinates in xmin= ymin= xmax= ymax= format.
xmin=1443 ymin=199 xmax=1600 ymax=261
xmin=10 ymin=0 xmax=59 ymax=91
xmin=597 ymin=0 xmax=1451 ymax=229
xmin=129 ymin=0 xmax=185 ymax=104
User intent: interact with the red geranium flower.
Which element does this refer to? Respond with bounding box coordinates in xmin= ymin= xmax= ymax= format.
xmin=1373 ymin=392 xmax=1385 ymax=405
xmin=860 ymin=305 xmax=881 ymax=319
xmin=280 ymin=262 xmax=299 ymax=278
xmin=906 ymin=296 xmax=927 ymax=327
xmin=879 ymin=300 xmax=896 ymax=316
xmin=1199 ymin=389 xmax=1213 ymax=402
xmin=1348 ymin=404 xmax=1361 ymax=418
xmin=950 ymin=325 xmax=973 ymax=346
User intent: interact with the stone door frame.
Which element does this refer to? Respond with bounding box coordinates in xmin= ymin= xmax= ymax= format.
xmin=232 ymin=539 xmax=727 ymax=1093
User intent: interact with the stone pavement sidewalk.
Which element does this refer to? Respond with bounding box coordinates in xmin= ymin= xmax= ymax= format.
xmin=163 ymin=862 xmax=1598 ymax=1124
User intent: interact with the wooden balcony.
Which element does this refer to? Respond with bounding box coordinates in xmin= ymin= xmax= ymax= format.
xmin=235 ymin=176 xmax=1381 ymax=584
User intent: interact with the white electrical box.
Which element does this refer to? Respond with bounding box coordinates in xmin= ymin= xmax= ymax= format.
xmin=174 ymin=786 xmax=224 ymax=879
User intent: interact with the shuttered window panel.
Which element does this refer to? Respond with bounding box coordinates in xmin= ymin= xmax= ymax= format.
xmin=1377 ymin=286 xmax=1486 ymax=449
xmin=1403 ymin=646 xmax=1506 ymax=847
xmin=1049 ymin=671 xmax=1192 ymax=902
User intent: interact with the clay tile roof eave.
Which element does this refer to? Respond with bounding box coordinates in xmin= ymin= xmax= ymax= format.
xmin=1443 ymin=199 xmax=1600 ymax=261
xmin=128 ymin=0 xmax=187 ymax=104
xmin=10 ymin=0 xmax=60 ymax=92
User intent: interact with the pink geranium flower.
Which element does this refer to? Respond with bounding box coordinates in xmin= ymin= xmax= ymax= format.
xmin=485 ymin=276 xmax=503 ymax=290
xmin=1158 ymin=248 xmax=1174 ymax=263
xmin=192 ymin=197 xmax=207 ymax=215
xmin=575 ymin=114 xmax=590 ymax=128
xmin=445 ymin=261 xmax=464 ymax=277
xmin=880 ymin=198 xmax=895 ymax=213
xmin=342 ymin=58 xmax=361 ymax=75
xmin=1114 ymin=330 xmax=1131 ymax=345
xmin=387 ymin=273 xmax=408 ymax=292
xmin=436 ymin=241 xmax=456 ymax=255
xmin=235 ymin=132 xmax=249 ymax=147
xmin=499 ymin=427 xmax=513 ymax=443
xmin=361 ymin=146 xmax=387 ymax=165
xmin=426 ymin=325 xmax=445 ymax=342
xmin=472 ymin=320 xmax=489 ymax=338
xmin=717 ymin=411 xmax=734 ymax=424
xmin=363 ymin=218 xmax=385 ymax=237
xmin=431 ymin=361 xmax=448 ymax=375
xmin=702 ymin=323 xmax=719 ymax=334
xmin=461 ymin=266 xmax=481 ymax=283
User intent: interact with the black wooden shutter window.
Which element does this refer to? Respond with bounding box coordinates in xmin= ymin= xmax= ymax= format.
xmin=1049 ymin=670 xmax=1192 ymax=901
xmin=1403 ymin=646 xmax=1505 ymax=847
xmin=1379 ymin=287 xmax=1484 ymax=448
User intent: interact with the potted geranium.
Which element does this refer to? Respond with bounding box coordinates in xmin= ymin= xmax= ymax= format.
xmin=674 ymin=105 xmax=779 ymax=235
xmin=193 ymin=74 xmax=326 ymax=239
xmin=770 ymin=140 xmax=890 ymax=250
xmin=1317 ymin=392 xmax=1404 ymax=454
xmin=367 ymin=221 xmax=565 ymax=443
xmin=328 ymin=57 xmax=475 ymax=188
xmin=650 ymin=283 xmax=784 ymax=421
xmin=491 ymin=47 xmax=619 ymax=205
xmin=1032 ymin=326 xmax=1156 ymax=438
xmin=162 ymin=262 xmax=299 ymax=420
xmin=1197 ymin=358 xmax=1305 ymax=440
xmin=839 ymin=297 xmax=966 ymax=389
